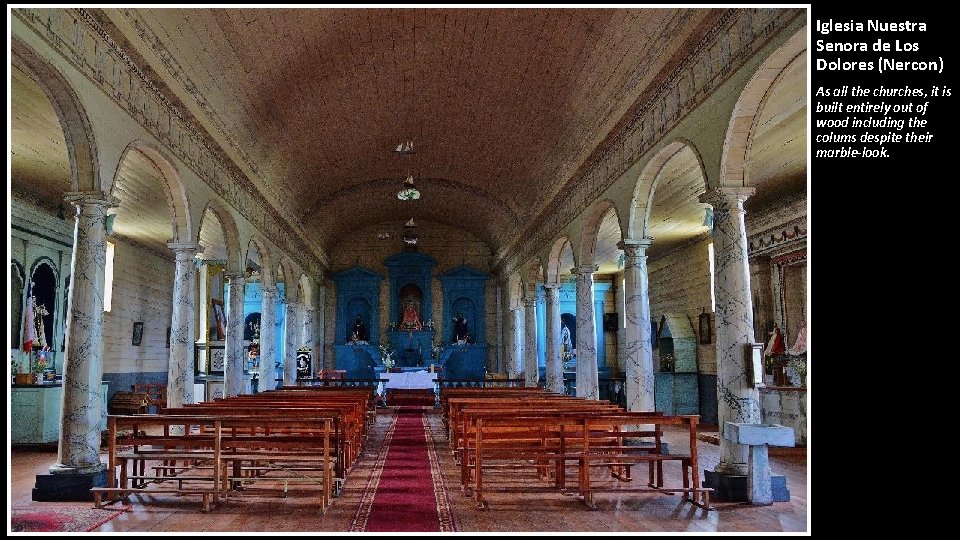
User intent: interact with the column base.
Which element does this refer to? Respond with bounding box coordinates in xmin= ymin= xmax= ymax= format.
xmin=703 ymin=470 xmax=790 ymax=502
xmin=32 ymin=470 xmax=109 ymax=502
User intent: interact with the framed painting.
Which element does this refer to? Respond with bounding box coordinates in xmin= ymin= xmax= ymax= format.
xmin=746 ymin=343 xmax=764 ymax=387
xmin=212 ymin=299 xmax=226 ymax=341
xmin=132 ymin=322 xmax=144 ymax=346
xmin=207 ymin=344 xmax=226 ymax=376
xmin=205 ymin=379 xmax=225 ymax=401
xmin=698 ymin=311 xmax=711 ymax=345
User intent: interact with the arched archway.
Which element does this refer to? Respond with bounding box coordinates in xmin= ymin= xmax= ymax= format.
xmin=546 ymin=237 xmax=576 ymax=284
xmin=112 ymin=142 xmax=192 ymax=244
xmin=629 ymin=139 xmax=709 ymax=244
xmin=578 ymin=199 xmax=623 ymax=269
xmin=12 ymin=38 xmax=99 ymax=193
xmin=197 ymin=200 xmax=242 ymax=274
xmin=721 ymin=27 xmax=806 ymax=188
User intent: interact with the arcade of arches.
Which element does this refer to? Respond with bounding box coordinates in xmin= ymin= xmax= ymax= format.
xmin=8 ymin=7 xmax=808 ymax=533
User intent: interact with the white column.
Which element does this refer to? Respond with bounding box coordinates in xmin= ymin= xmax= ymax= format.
xmin=259 ymin=286 xmax=277 ymax=392
xmin=523 ymin=294 xmax=539 ymax=386
xmin=167 ymin=242 xmax=199 ymax=407
xmin=700 ymin=187 xmax=761 ymax=476
xmin=509 ymin=307 xmax=524 ymax=379
xmin=315 ymin=282 xmax=327 ymax=370
xmin=224 ymin=273 xmax=246 ymax=398
xmin=495 ymin=282 xmax=504 ymax=373
xmin=50 ymin=191 xmax=117 ymax=476
xmin=543 ymin=283 xmax=564 ymax=393
xmin=284 ymin=300 xmax=301 ymax=385
xmin=573 ymin=265 xmax=599 ymax=400
xmin=301 ymin=306 xmax=316 ymax=379
xmin=619 ymin=238 xmax=655 ymax=412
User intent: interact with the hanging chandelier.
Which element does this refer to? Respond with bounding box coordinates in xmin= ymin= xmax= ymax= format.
xmin=394 ymin=140 xmax=416 ymax=155
xmin=397 ymin=174 xmax=421 ymax=200
xmin=402 ymin=218 xmax=419 ymax=245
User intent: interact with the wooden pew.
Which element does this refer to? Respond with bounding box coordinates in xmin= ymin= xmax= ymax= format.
xmin=91 ymin=414 xmax=335 ymax=512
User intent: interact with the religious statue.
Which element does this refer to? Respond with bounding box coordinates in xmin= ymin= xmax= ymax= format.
xmin=350 ymin=315 xmax=367 ymax=342
xmin=452 ymin=313 xmax=469 ymax=343
xmin=561 ymin=322 xmax=573 ymax=356
xmin=400 ymin=300 xmax=423 ymax=331
xmin=34 ymin=301 xmax=50 ymax=349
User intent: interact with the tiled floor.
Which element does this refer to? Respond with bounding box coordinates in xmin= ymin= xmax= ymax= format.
xmin=9 ymin=410 xmax=807 ymax=533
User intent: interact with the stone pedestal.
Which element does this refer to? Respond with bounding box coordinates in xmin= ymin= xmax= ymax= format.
xmin=707 ymin=422 xmax=793 ymax=504
xmin=33 ymin=470 xmax=109 ymax=502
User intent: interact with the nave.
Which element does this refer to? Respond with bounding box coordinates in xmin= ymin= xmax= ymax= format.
xmin=10 ymin=405 xmax=806 ymax=533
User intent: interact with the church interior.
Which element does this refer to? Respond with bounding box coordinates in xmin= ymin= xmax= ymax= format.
xmin=8 ymin=7 xmax=809 ymax=533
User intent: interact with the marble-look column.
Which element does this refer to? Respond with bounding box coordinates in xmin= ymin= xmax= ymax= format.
xmin=167 ymin=242 xmax=199 ymax=407
xmin=543 ymin=283 xmax=564 ymax=393
xmin=700 ymin=187 xmax=761 ymax=476
xmin=48 ymin=191 xmax=118 ymax=481
xmin=315 ymin=283 xmax=327 ymax=370
xmin=224 ymin=273 xmax=246 ymax=397
xmin=284 ymin=300 xmax=301 ymax=385
xmin=573 ymin=265 xmax=600 ymax=400
xmin=510 ymin=307 xmax=524 ymax=379
xmin=619 ymin=238 xmax=655 ymax=412
xmin=301 ymin=306 xmax=316 ymax=379
xmin=523 ymin=294 xmax=539 ymax=386
xmin=495 ymin=283 xmax=504 ymax=373
xmin=259 ymin=286 xmax=278 ymax=392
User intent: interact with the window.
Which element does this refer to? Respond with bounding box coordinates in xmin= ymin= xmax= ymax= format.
xmin=708 ymin=242 xmax=716 ymax=312
xmin=104 ymin=241 xmax=115 ymax=312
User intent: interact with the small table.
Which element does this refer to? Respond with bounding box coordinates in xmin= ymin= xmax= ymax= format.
xmin=722 ymin=422 xmax=794 ymax=505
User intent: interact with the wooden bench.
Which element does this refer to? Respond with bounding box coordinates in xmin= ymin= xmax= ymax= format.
xmin=461 ymin=411 xmax=711 ymax=510
xmin=92 ymin=413 xmax=335 ymax=512
xmin=132 ymin=383 xmax=167 ymax=413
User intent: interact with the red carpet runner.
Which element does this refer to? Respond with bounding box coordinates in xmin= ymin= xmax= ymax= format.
xmin=351 ymin=408 xmax=456 ymax=532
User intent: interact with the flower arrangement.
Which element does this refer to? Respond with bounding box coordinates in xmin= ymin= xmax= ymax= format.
xmin=378 ymin=344 xmax=395 ymax=369
xmin=431 ymin=343 xmax=443 ymax=360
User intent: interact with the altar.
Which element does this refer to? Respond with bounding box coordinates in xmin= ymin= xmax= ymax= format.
xmin=379 ymin=370 xmax=437 ymax=390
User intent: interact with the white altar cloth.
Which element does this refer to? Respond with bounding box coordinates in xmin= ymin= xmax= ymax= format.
xmin=379 ymin=371 xmax=437 ymax=392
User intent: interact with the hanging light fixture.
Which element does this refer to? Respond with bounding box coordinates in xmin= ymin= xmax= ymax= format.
xmin=397 ymin=174 xmax=421 ymax=200
xmin=394 ymin=140 xmax=416 ymax=155
xmin=402 ymin=217 xmax=419 ymax=246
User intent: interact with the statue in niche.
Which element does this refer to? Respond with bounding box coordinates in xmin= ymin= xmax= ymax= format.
xmin=350 ymin=316 xmax=367 ymax=342
xmin=400 ymin=299 xmax=423 ymax=331
xmin=452 ymin=313 xmax=469 ymax=344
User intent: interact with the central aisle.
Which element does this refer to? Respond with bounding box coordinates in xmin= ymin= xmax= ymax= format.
xmin=350 ymin=408 xmax=456 ymax=532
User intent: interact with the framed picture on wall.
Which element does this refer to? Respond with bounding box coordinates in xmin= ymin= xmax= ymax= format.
xmin=207 ymin=344 xmax=226 ymax=376
xmin=132 ymin=322 xmax=144 ymax=346
xmin=212 ymin=299 xmax=227 ymax=341
xmin=698 ymin=311 xmax=711 ymax=345
xmin=205 ymin=379 xmax=225 ymax=401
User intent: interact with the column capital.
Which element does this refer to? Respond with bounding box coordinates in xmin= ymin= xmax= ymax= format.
xmin=617 ymin=238 xmax=653 ymax=252
xmin=63 ymin=191 xmax=119 ymax=208
xmin=261 ymin=285 xmax=278 ymax=296
xmin=523 ymin=293 xmax=537 ymax=306
xmin=224 ymin=272 xmax=246 ymax=283
xmin=541 ymin=282 xmax=562 ymax=291
xmin=167 ymin=241 xmax=200 ymax=257
xmin=571 ymin=265 xmax=599 ymax=276
xmin=698 ymin=187 xmax=756 ymax=207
